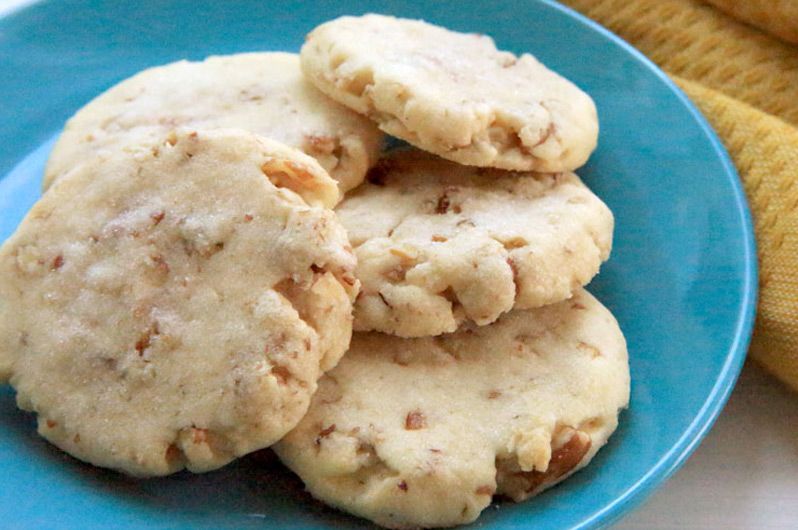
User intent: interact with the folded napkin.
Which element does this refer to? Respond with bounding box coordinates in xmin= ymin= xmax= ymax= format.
xmin=561 ymin=0 xmax=798 ymax=391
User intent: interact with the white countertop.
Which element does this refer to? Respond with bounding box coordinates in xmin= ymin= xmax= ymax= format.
xmin=0 ymin=0 xmax=32 ymax=16
xmin=2 ymin=1 xmax=797 ymax=528
xmin=616 ymin=361 xmax=798 ymax=529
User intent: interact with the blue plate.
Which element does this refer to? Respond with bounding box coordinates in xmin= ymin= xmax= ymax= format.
xmin=0 ymin=0 xmax=756 ymax=528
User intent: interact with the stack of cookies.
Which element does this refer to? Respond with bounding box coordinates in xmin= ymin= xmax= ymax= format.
xmin=0 ymin=14 xmax=629 ymax=529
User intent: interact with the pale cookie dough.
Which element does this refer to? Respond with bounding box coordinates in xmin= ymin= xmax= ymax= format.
xmin=275 ymin=289 xmax=630 ymax=529
xmin=0 ymin=129 xmax=358 ymax=477
xmin=301 ymin=14 xmax=598 ymax=172
xmin=43 ymin=52 xmax=383 ymax=195
xmin=336 ymin=151 xmax=613 ymax=337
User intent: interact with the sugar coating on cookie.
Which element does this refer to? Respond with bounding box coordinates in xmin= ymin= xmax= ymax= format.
xmin=301 ymin=14 xmax=598 ymax=172
xmin=336 ymin=151 xmax=613 ymax=337
xmin=275 ymin=289 xmax=630 ymax=529
xmin=0 ymin=129 xmax=358 ymax=477
xmin=44 ymin=52 xmax=383 ymax=195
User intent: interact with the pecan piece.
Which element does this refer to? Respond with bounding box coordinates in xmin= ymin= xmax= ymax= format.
xmin=51 ymin=254 xmax=64 ymax=270
xmin=314 ymin=424 xmax=337 ymax=447
xmin=405 ymin=410 xmax=427 ymax=430
xmin=515 ymin=429 xmax=592 ymax=494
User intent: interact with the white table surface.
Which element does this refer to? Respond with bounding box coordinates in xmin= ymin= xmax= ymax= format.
xmin=616 ymin=361 xmax=798 ymax=529
xmin=2 ymin=0 xmax=797 ymax=528
xmin=0 ymin=0 xmax=32 ymax=16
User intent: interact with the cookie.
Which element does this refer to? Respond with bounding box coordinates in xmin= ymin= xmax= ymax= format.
xmin=301 ymin=14 xmax=598 ymax=172
xmin=275 ymin=289 xmax=630 ymax=529
xmin=0 ymin=128 xmax=358 ymax=477
xmin=336 ymin=151 xmax=613 ymax=337
xmin=43 ymin=52 xmax=383 ymax=196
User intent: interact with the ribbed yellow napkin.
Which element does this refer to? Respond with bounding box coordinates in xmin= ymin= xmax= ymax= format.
xmin=560 ymin=0 xmax=798 ymax=391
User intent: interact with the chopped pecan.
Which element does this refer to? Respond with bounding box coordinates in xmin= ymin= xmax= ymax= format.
xmin=405 ymin=410 xmax=427 ymax=430
xmin=164 ymin=443 xmax=182 ymax=464
xmin=150 ymin=210 xmax=165 ymax=225
xmin=531 ymin=123 xmax=556 ymax=148
xmin=271 ymin=365 xmax=292 ymax=385
xmin=315 ymin=424 xmax=337 ymax=447
xmin=435 ymin=193 xmax=451 ymax=214
xmin=192 ymin=428 xmax=208 ymax=444
xmin=51 ymin=254 xmax=64 ymax=270
xmin=134 ymin=322 xmax=160 ymax=356
xmin=507 ymin=257 xmax=520 ymax=297
xmin=515 ymin=429 xmax=591 ymax=494
xmin=580 ymin=417 xmax=605 ymax=433
xmin=304 ymin=134 xmax=337 ymax=154
xmin=261 ymin=159 xmax=318 ymax=192
xmin=475 ymin=485 xmax=494 ymax=495
xmin=501 ymin=56 xmax=517 ymax=68
xmin=576 ymin=341 xmax=602 ymax=358
xmin=435 ymin=186 xmax=461 ymax=214
xmin=501 ymin=237 xmax=527 ymax=250
xmin=389 ymin=247 xmax=416 ymax=263
xmin=134 ymin=335 xmax=150 ymax=355
xmin=150 ymin=254 xmax=169 ymax=274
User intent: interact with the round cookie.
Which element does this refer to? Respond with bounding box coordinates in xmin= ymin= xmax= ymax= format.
xmin=0 ymin=128 xmax=358 ymax=477
xmin=301 ymin=14 xmax=598 ymax=172
xmin=274 ymin=289 xmax=630 ymax=529
xmin=336 ymin=150 xmax=613 ymax=337
xmin=43 ymin=52 xmax=383 ymax=196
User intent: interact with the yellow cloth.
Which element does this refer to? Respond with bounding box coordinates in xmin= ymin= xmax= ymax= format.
xmin=559 ymin=0 xmax=798 ymax=390
xmin=704 ymin=0 xmax=798 ymax=45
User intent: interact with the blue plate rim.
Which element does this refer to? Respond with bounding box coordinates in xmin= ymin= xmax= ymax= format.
xmin=0 ymin=0 xmax=759 ymax=528
xmin=534 ymin=1 xmax=758 ymax=527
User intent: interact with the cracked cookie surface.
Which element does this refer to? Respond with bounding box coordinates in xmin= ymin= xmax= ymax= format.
xmin=336 ymin=150 xmax=613 ymax=337
xmin=301 ymin=14 xmax=597 ymax=172
xmin=274 ymin=289 xmax=630 ymax=529
xmin=44 ymin=52 xmax=383 ymax=196
xmin=0 ymin=129 xmax=358 ymax=477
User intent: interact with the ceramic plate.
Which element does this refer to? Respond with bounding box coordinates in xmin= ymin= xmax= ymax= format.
xmin=0 ymin=0 xmax=757 ymax=528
